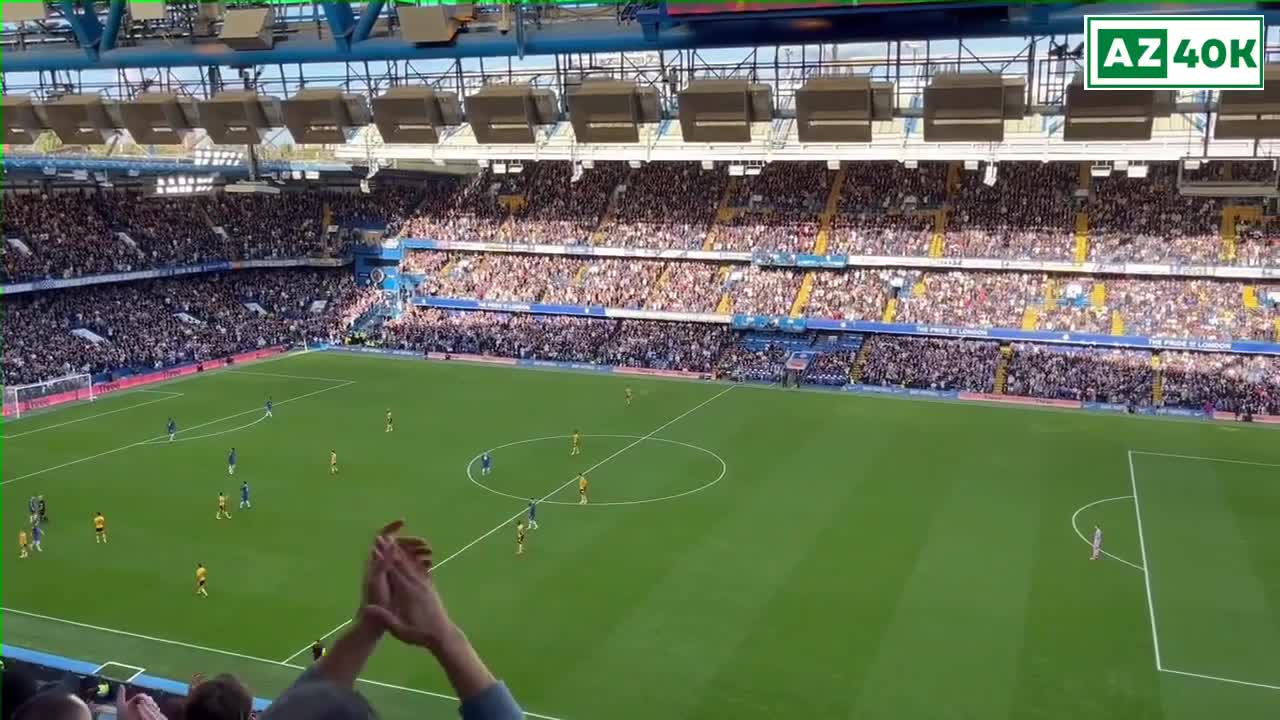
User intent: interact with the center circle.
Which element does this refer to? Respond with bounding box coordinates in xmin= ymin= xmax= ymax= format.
xmin=465 ymin=434 xmax=727 ymax=507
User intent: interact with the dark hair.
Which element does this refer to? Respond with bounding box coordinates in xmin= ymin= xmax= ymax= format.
xmin=186 ymin=674 xmax=252 ymax=720
xmin=1 ymin=666 xmax=40 ymax=720
xmin=12 ymin=692 xmax=89 ymax=720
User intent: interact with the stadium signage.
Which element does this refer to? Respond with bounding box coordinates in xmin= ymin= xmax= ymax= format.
xmin=1086 ymin=15 xmax=1264 ymax=90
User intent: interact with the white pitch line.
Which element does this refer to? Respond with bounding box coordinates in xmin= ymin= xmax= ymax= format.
xmin=1 ymin=381 xmax=354 ymax=486
xmin=281 ymin=384 xmax=737 ymax=665
xmin=139 ymin=414 xmax=269 ymax=445
xmin=1127 ymin=450 xmax=1164 ymax=671
xmin=1069 ymin=496 xmax=1145 ymax=571
xmin=1128 ymin=450 xmax=1280 ymax=468
xmin=1161 ymin=667 xmax=1280 ymax=692
xmin=4 ymin=607 xmax=571 ymax=718
xmin=4 ymin=607 xmax=297 ymax=668
xmin=354 ymin=676 xmax=569 ymax=720
xmin=224 ymin=369 xmax=360 ymax=384
xmin=3 ymin=393 xmax=186 ymax=440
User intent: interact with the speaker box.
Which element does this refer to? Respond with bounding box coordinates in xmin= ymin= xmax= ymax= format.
xmin=220 ymin=7 xmax=273 ymax=51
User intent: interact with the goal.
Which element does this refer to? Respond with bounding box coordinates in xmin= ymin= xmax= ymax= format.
xmin=3 ymin=373 xmax=94 ymax=419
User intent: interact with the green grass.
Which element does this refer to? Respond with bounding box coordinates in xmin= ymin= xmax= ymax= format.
xmin=3 ymin=350 xmax=1280 ymax=720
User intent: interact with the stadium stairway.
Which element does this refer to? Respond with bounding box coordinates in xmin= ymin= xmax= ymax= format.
xmin=716 ymin=265 xmax=734 ymax=314
xmin=1077 ymin=162 xmax=1093 ymax=198
xmin=703 ymin=180 xmax=741 ymax=251
xmin=1073 ymin=212 xmax=1090 ymax=263
xmin=882 ymin=298 xmax=898 ymax=322
xmin=851 ymin=340 xmax=873 ymax=384
xmin=1152 ymin=354 xmax=1165 ymax=406
xmin=1275 ymin=318 xmax=1280 ymax=342
xmin=1244 ymin=285 xmax=1260 ymax=310
xmin=995 ymin=344 xmax=1013 ymax=394
xmin=946 ymin=161 xmax=963 ymax=196
xmin=1221 ymin=205 xmax=1261 ymax=263
xmin=1110 ymin=310 xmax=1126 ymax=336
xmin=1043 ymin=278 xmax=1057 ymax=307
xmin=1090 ymin=281 xmax=1106 ymax=307
xmin=1020 ymin=307 xmax=1040 ymax=331
xmin=590 ymin=176 xmax=630 ymax=245
xmin=812 ymin=162 xmax=847 ymax=255
xmin=928 ymin=210 xmax=947 ymax=258
xmin=790 ymin=272 xmax=815 ymax=317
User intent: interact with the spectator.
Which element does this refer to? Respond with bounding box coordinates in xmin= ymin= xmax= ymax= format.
xmin=1005 ymin=344 xmax=1153 ymax=404
xmin=263 ymin=520 xmax=522 ymax=720
xmin=859 ymin=336 xmax=999 ymax=392
xmin=184 ymin=675 xmax=251 ymax=720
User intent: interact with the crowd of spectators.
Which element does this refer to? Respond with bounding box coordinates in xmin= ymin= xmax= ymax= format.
xmin=647 ymin=261 xmax=724 ymax=314
xmin=597 ymin=163 xmax=725 ymax=250
xmin=894 ymin=271 xmax=1037 ymax=329
xmin=725 ymin=266 xmax=803 ymax=316
xmin=715 ymin=344 xmax=788 ymax=383
xmin=399 ymin=170 xmax=514 ymax=243
xmin=1036 ymin=279 xmax=1111 ymax=334
xmin=540 ymin=258 xmax=664 ymax=309
xmin=947 ymin=162 xmax=1077 ymax=260
xmin=1088 ymin=164 xmax=1224 ymax=264
xmin=804 ymin=351 xmax=853 ymax=386
xmin=422 ymin=254 xmax=577 ymax=303
xmin=827 ymin=213 xmax=933 ymax=257
xmin=707 ymin=213 xmax=819 ymax=253
xmin=1237 ymin=219 xmax=1280 ymax=268
xmin=839 ymin=162 xmax=947 ymax=213
xmin=417 ymin=253 xmax=730 ymax=313
xmin=404 ymin=251 xmax=1277 ymax=342
xmin=726 ymin=161 xmax=832 ymax=214
xmin=859 ymin=335 xmax=999 ymax=392
xmin=383 ymin=311 xmax=733 ymax=373
xmin=804 ymin=269 xmax=897 ymax=321
xmin=1180 ymin=159 xmax=1277 ymax=184
xmin=1005 ymin=344 xmax=1154 ymax=404
xmin=1108 ymin=278 xmax=1247 ymax=341
xmin=505 ymin=162 xmax=628 ymax=245
xmin=2 ymin=269 xmax=369 ymax=386
xmin=2 ymin=187 xmax=426 ymax=282
xmin=1161 ymin=351 xmax=1280 ymax=415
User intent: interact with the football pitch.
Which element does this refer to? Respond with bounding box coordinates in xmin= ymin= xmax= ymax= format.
xmin=3 ymin=350 xmax=1279 ymax=720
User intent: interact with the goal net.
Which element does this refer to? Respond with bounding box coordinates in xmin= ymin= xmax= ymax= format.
xmin=3 ymin=373 xmax=94 ymax=419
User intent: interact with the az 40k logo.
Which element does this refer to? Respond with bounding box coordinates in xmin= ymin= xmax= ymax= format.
xmin=1086 ymin=15 xmax=1264 ymax=90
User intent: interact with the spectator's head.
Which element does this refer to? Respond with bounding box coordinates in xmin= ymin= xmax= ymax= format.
xmin=12 ymin=692 xmax=92 ymax=720
xmin=259 ymin=677 xmax=376 ymax=720
xmin=1 ymin=665 xmax=40 ymax=720
xmin=185 ymin=674 xmax=252 ymax=720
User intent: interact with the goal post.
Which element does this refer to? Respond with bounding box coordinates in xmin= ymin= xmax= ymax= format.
xmin=3 ymin=373 xmax=94 ymax=419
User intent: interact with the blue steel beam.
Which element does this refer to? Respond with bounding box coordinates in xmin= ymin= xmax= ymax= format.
xmin=5 ymin=4 xmax=1277 ymax=73
xmin=100 ymin=0 xmax=126 ymax=53
xmin=320 ymin=2 xmax=356 ymax=51
xmin=57 ymin=0 xmax=103 ymax=60
xmin=352 ymin=0 xmax=385 ymax=44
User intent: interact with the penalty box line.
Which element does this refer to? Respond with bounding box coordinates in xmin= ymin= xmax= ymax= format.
xmin=280 ymin=384 xmax=738 ymax=665
xmin=1127 ymin=450 xmax=1280 ymax=694
xmin=1 ymin=380 xmax=356 ymax=486
xmin=2 ymin=607 xmax=569 ymax=720
xmin=3 ymin=393 xmax=187 ymax=441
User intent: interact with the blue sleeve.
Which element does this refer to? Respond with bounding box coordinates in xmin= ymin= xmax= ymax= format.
xmin=458 ymin=682 xmax=523 ymax=720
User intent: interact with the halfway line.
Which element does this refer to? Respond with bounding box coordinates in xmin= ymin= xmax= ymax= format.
xmin=280 ymin=384 xmax=737 ymax=664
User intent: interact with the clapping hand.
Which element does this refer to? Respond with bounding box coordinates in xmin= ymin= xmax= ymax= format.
xmin=359 ymin=521 xmax=457 ymax=653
